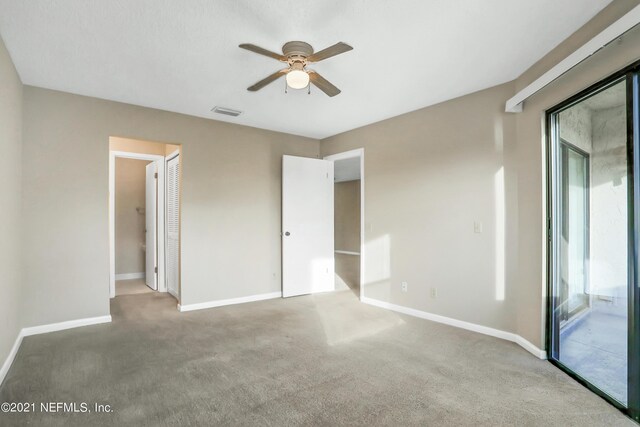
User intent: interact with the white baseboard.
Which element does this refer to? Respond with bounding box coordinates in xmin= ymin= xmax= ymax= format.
xmin=22 ymin=315 xmax=112 ymax=337
xmin=0 ymin=315 xmax=112 ymax=387
xmin=0 ymin=331 xmax=24 ymax=388
xmin=178 ymin=292 xmax=282 ymax=312
xmin=115 ymin=272 xmax=145 ymax=281
xmin=361 ymin=297 xmax=546 ymax=359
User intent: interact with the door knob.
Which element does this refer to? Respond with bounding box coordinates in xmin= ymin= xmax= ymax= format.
xmin=285 ymin=231 xmax=290 ymax=236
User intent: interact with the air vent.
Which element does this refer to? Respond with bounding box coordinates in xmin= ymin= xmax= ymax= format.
xmin=211 ymin=106 xmax=242 ymax=117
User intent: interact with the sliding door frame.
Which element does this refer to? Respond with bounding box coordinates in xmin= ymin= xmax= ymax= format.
xmin=628 ymin=69 xmax=640 ymax=422
xmin=557 ymin=139 xmax=590 ymax=322
xmin=545 ymin=59 xmax=640 ymax=421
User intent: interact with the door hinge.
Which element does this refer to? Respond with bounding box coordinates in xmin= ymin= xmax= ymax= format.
xmin=154 ymin=266 xmax=158 ymax=273
xmin=154 ymin=172 xmax=158 ymax=179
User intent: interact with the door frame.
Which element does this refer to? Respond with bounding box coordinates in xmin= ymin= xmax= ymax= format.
xmin=109 ymin=150 xmax=166 ymax=298
xmin=557 ymin=139 xmax=591 ymax=322
xmin=323 ymin=148 xmax=365 ymax=301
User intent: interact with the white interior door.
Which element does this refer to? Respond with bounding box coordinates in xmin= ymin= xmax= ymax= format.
xmin=166 ymin=155 xmax=180 ymax=298
xmin=282 ymin=155 xmax=334 ymax=298
xmin=145 ymin=162 xmax=157 ymax=290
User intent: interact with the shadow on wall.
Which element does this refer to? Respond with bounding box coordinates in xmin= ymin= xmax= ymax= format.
xmin=334 ymin=253 xmax=360 ymax=297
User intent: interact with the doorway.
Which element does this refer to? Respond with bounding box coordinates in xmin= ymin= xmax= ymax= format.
xmin=113 ymin=157 xmax=157 ymax=296
xmin=108 ymin=137 xmax=182 ymax=304
xmin=326 ymin=149 xmax=363 ymax=299
xmin=547 ymin=65 xmax=640 ymax=419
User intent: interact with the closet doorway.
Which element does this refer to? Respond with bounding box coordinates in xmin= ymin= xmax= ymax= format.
xmin=325 ymin=149 xmax=364 ymax=299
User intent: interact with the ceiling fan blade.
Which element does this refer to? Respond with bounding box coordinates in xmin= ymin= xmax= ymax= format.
xmin=247 ymin=69 xmax=288 ymax=91
xmin=239 ymin=44 xmax=287 ymax=61
xmin=309 ymin=71 xmax=341 ymax=97
xmin=307 ymin=42 xmax=353 ymax=62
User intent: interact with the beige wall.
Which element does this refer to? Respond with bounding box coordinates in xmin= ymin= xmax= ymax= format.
xmin=0 ymin=36 xmax=23 ymax=371
xmin=335 ymin=180 xmax=360 ymax=252
xmin=115 ymin=158 xmax=149 ymax=275
xmin=513 ymin=4 xmax=640 ymax=347
xmin=322 ymin=1 xmax=640 ymax=348
xmin=110 ymin=136 xmax=170 ymax=156
xmin=21 ymin=86 xmax=319 ymax=327
xmin=334 ymin=180 xmax=361 ymax=292
xmin=322 ymin=82 xmax=519 ymax=333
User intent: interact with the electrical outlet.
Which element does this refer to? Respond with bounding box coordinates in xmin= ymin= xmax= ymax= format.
xmin=430 ymin=287 xmax=438 ymax=299
xmin=474 ymin=221 xmax=483 ymax=234
xmin=401 ymin=281 xmax=408 ymax=292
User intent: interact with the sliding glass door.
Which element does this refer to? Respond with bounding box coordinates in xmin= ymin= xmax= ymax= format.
xmin=548 ymin=69 xmax=639 ymax=420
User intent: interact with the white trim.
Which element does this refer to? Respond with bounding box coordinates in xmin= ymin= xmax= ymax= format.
xmin=22 ymin=315 xmax=112 ymax=337
xmin=0 ymin=315 xmax=112 ymax=386
xmin=0 ymin=331 xmax=23 ymax=387
xmin=109 ymin=150 xmax=166 ymax=299
xmin=178 ymin=292 xmax=282 ymax=312
xmin=515 ymin=335 xmax=547 ymax=360
xmin=505 ymin=4 xmax=640 ymax=112
xmin=335 ymin=250 xmax=360 ymax=256
xmin=361 ymin=297 xmax=547 ymax=359
xmin=324 ymin=148 xmax=365 ymax=301
xmin=115 ymin=272 xmax=145 ymax=281
xmin=166 ymin=149 xmax=180 ymax=161
xmin=323 ymin=148 xmax=364 ymax=163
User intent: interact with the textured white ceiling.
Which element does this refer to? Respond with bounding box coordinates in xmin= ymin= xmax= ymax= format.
xmin=0 ymin=0 xmax=613 ymax=139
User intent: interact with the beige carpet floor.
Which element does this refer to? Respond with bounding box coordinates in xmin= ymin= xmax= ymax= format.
xmin=115 ymin=278 xmax=154 ymax=296
xmin=0 ymin=290 xmax=632 ymax=426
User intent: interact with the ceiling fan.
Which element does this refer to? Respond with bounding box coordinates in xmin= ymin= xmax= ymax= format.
xmin=239 ymin=41 xmax=353 ymax=97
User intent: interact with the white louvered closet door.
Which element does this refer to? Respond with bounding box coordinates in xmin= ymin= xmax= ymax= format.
xmin=166 ymin=155 xmax=180 ymax=297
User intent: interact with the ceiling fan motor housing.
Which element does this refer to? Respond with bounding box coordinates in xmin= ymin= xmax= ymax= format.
xmin=282 ymin=41 xmax=314 ymax=59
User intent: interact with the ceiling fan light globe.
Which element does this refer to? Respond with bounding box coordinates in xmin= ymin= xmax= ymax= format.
xmin=286 ymin=70 xmax=309 ymax=89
